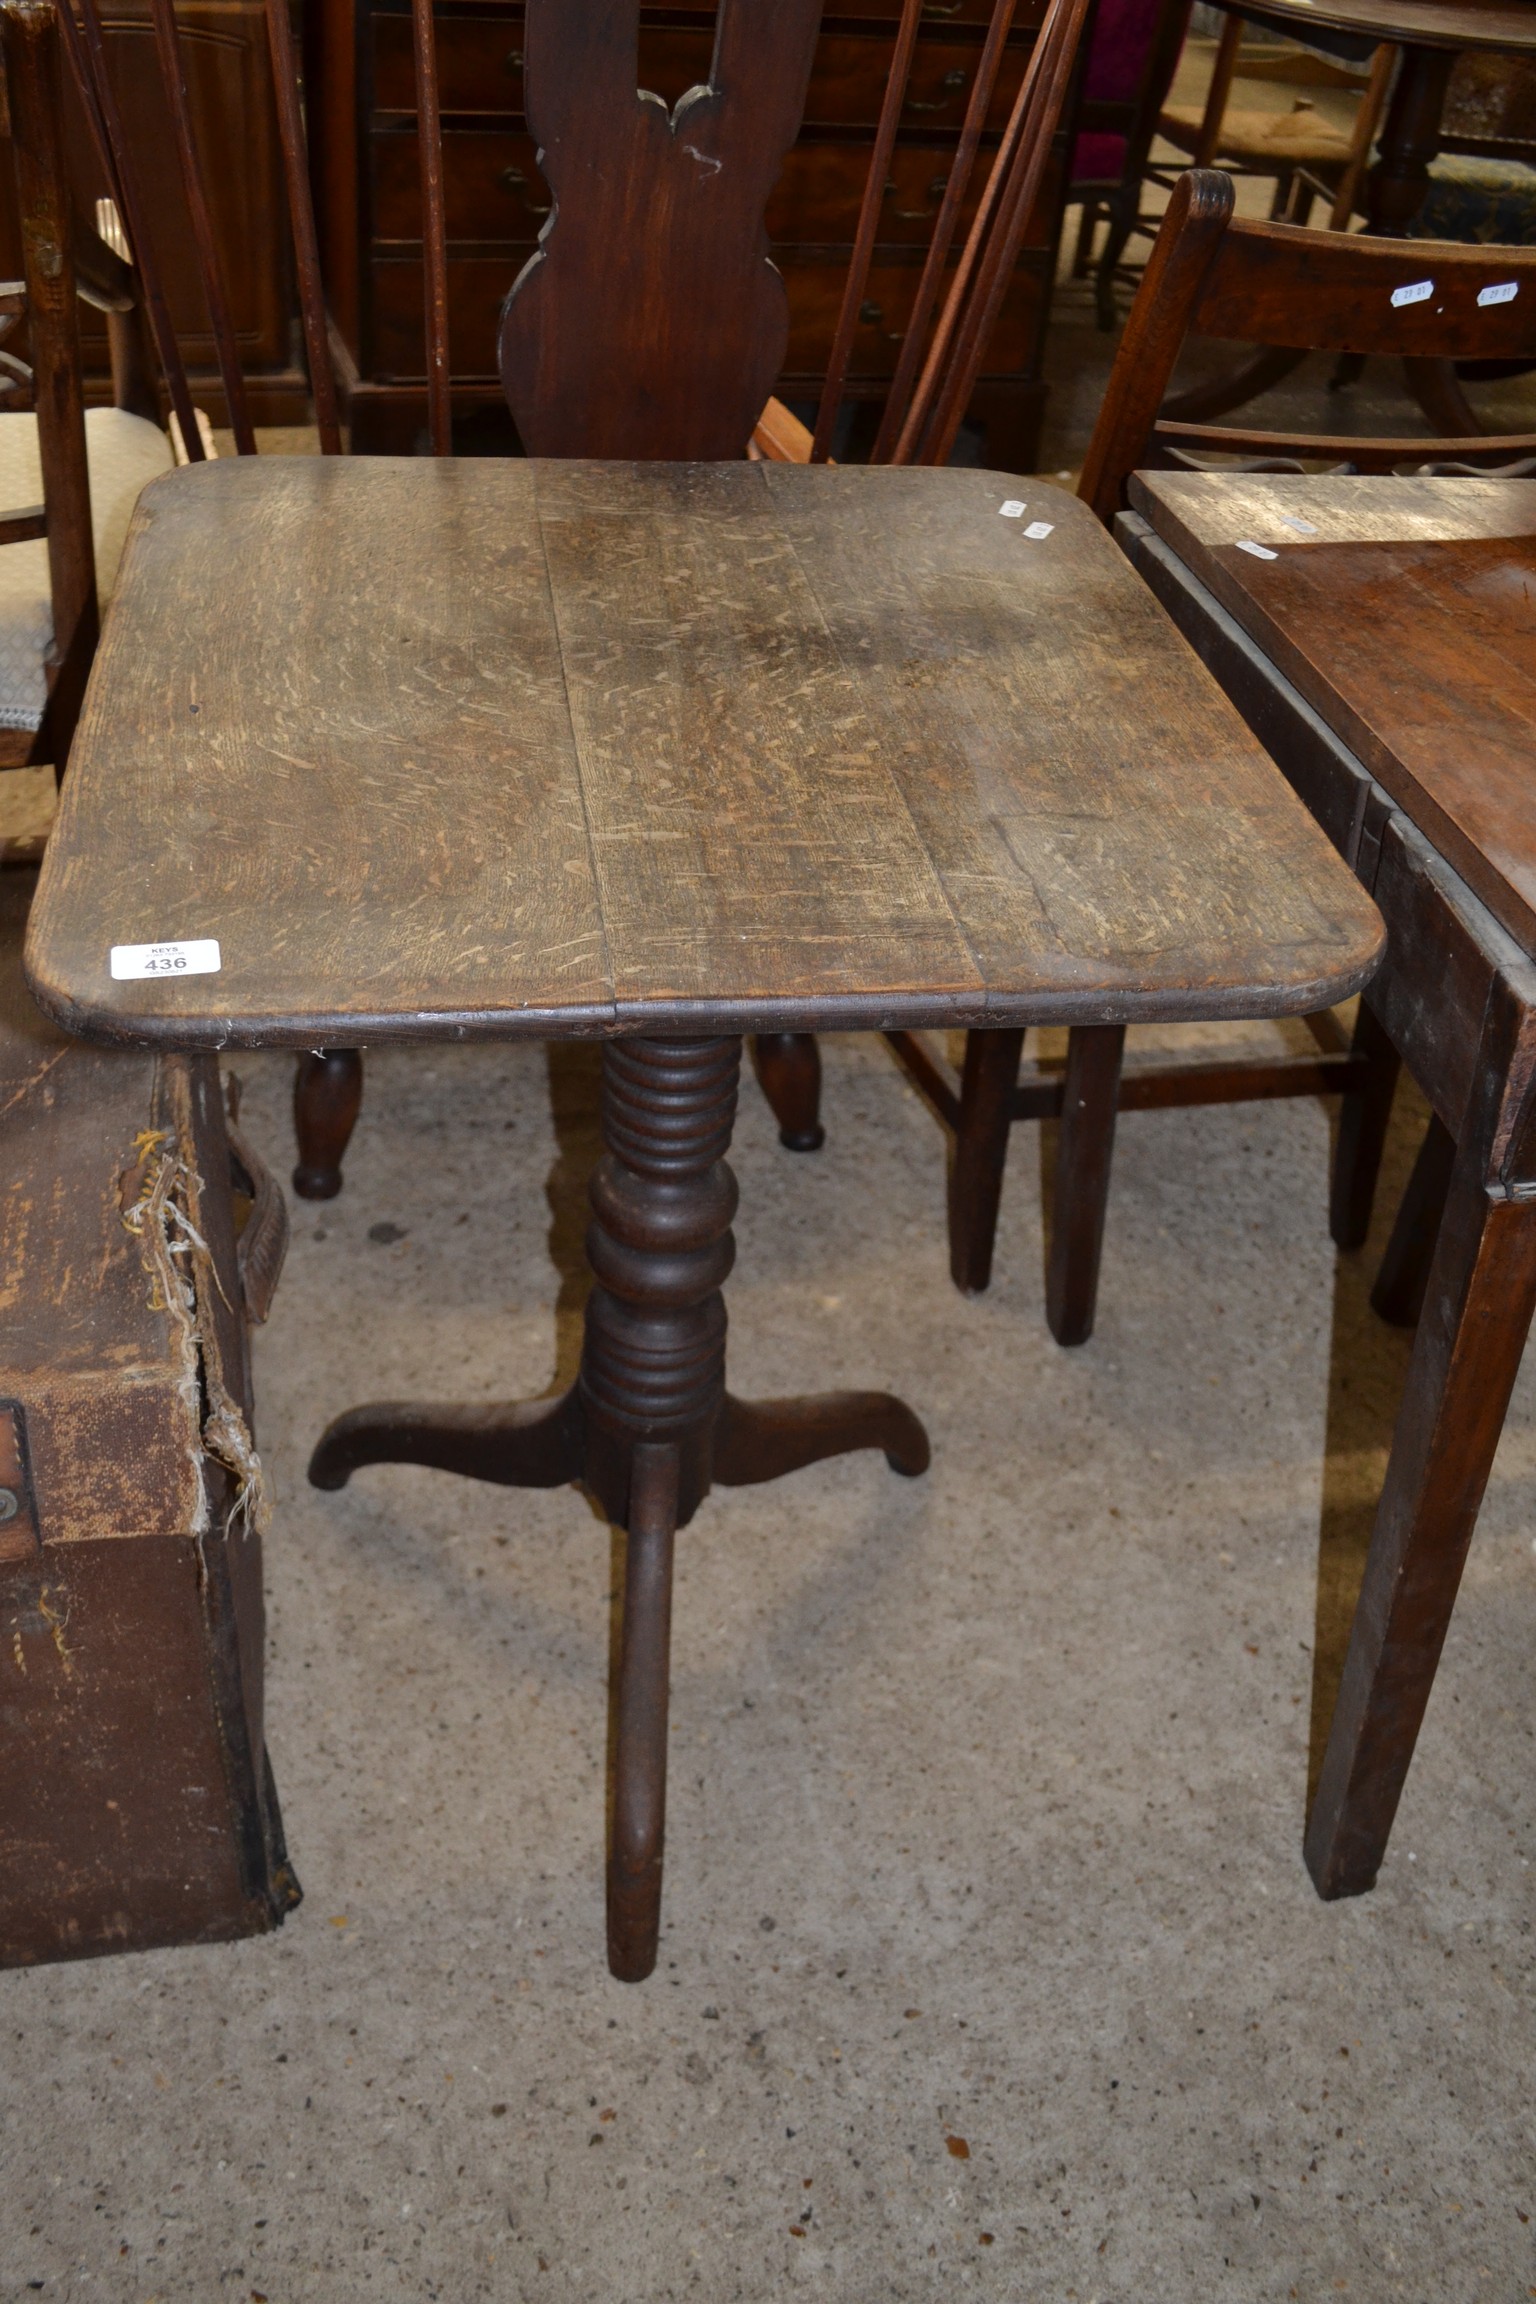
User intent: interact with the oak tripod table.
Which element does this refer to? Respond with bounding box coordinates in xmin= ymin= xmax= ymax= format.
xmin=23 ymin=454 xmax=1381 ymax=1979
xmin=1121 ymin=469 xmax=1536 ymax=1901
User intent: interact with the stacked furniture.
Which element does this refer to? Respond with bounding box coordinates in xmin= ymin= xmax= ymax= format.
xmin=310 ymin=0 xmax=1075 ymax=466
xmin=0 ymin=0 xmax=295 ymax=1966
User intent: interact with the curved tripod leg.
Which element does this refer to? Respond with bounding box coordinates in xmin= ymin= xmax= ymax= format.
xmin=714 ymin=1390 xmax=929 ymax=1485
xmin=1160 ymin=345 xmax=1309 ymax=426
xmin=309 ymin=1387 xmax=583 ymax=1492
xmin=1403 ymin=356 xmax=1482 ymax=440
xmin=607 ymin=1441 xmax=678 ymax=1983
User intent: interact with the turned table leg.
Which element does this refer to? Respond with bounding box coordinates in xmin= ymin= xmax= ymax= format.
xmin=293 ymin=1048 xmax=363 ymax=1200
xmin=309 ymin=1032 xmax=927 ymax=1977
xmin=1365 ymin=41 xmax=1454 ymax=237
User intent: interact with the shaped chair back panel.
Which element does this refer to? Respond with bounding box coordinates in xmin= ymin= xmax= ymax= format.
xmin=499 ymin=0 xmax=823 ymax=459
xmin=1195 ymin=214 xmax=1536 ymax=361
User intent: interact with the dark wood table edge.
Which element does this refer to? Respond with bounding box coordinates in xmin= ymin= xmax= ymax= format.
xmin=1126 ymin=473 xmax=1536 ymax=960
xmin=18 ymin=974 xmax=1391 ymax=1055
xmin=1116 ymin=503 xmax=1536 ymax=1904
xmin=1238 ymin=0 xmax=1536 ymax=51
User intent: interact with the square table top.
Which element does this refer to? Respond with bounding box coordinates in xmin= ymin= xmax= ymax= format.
xmin=1130 ymin=470 xmax=1536 ymax=960
xmin=24 ymin=457 xmax=1381 ymax=1049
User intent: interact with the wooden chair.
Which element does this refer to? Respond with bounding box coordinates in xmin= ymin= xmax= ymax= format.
xmin=1004 ymin=169 xmax=1536 ymax=1342
xmin=1085 ymin=1 xmax=1392 ymax=330
xmin=0 ymin=2 xmax=179 ymax=795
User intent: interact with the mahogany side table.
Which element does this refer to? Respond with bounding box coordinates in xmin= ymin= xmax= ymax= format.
xmin=24 ymin=454 xmax=1383 ymax=1976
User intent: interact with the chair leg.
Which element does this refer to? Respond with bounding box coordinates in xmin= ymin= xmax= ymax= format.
xmin=1402 ymin=355 xmax=1483 ymax=439
xmin=1371 ymin=1113 xmax=1456 ymax=1329
xmin=750 ymin=1033 xmax=824 ymax=1152
xmin=1330 ymin=999 xmax=1401 ymax=1250
xmin=607 ymin=1441 xmax=679 ymax=1983
xmin=1305 ymin=1113 xmax=1536 ymax=1898
xmin=1094 ymin=195 xmax=1137 ymax=331
xmin=1070 ymin=196 xmax=1098 ymax=277
xmin=948 ymin=1027 xmax=1024 ymax=1296
xmin=1045 ymin=1023 xmax=1126 ymax=1348
xmin=293 ymin=1048 xmax=363 ymax=1200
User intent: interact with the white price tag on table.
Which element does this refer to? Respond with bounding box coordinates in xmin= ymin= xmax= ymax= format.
xmin=110 ymin=939 xmax=222 ymax=981
xmin=1235 ymin=539 xmax=1278 ymax=561
xmin=1023 ymin=520 xmax=1054 ymax=541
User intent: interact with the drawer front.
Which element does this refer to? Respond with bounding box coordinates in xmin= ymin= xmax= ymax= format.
xmin=783 ymin=253 xmax=1042 ymax=379
xmin=371 ymin=130 xmax=1002 ymax=250
xmin=768 ymin=143 xmax=993 ymax=248
xmin=373 ymin=13 xmax=1036 ymax=132
xmin=369 ymin=246 xmax=1043 ymax=384
xmin=372 ymin=125 xmax=551 ymax=239
xmin=372 ymin=252 xmax=527 ymax=376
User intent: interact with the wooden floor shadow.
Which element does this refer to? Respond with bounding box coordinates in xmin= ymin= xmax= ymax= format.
xmin=1307 ymin=1073 xmax=1430 ymax=1807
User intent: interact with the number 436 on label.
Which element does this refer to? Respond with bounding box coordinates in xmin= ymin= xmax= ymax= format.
xmin=110 ymin=939 xmax=222 ymax=980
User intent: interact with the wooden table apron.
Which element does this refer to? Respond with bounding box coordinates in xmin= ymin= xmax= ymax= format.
xmin=20 ymin=455 xmax=1381 ymax=1976
xmin=1120 ymin=472 xmax=1536 ymax=1901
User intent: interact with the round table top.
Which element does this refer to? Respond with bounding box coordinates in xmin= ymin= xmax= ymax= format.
xmin=1248 ymin=0 xmax=1536 ymax=52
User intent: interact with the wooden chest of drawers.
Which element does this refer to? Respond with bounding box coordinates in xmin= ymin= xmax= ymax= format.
xmin=311 ymin=0 xmax=1072 ymax=467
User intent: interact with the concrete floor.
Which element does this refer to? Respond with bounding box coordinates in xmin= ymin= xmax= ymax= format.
xmin=3 ymin=1020 xmax=1534 ymax=2301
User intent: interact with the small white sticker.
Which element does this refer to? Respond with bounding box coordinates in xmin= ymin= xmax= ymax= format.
xmin=1023 ymin=520 xmax=1054 ymax=541
xmin=1391 ymin=279 xmax=1434 ymax=308
xmin=998 ymin=499 xmax=1026 ymax=518
xmin=1478 ymin=280 xmax=1519 ymax=307
xmin=110 ymin=939 xmax=221 ymax=981
xmin=1278 ymin=515 xmax=1318 ymax=535
xmin=1234 ymin=539 xmax=1278 ymax=561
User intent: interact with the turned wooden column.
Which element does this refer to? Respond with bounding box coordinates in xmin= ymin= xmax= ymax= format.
xmin=580 ymin=1035 xmax=740 ymax=1531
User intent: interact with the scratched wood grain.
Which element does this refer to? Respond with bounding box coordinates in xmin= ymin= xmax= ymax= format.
xmin=28 ymin=457 xmax=612 ymax=1046
xmin=26 ymin=456 xmax=1382 ymax=1047
xmin=1131 ymin=472 xmax=1536 ymax=959
xmin=763 ymin=462 xmax=1382 ymax=1019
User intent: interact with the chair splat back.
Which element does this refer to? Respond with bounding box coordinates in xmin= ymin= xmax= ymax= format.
xmin=1196 ymin=214 xmax=1536 ymax=362
xmin=499 ymin=0 xmax=823 ymax=460
xmin=1079 ymin=167 xmax=1536 ymax=521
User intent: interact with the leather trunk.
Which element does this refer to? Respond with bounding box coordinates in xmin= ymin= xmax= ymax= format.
xmin=0 ymin=867 xmax=298 ymax=1966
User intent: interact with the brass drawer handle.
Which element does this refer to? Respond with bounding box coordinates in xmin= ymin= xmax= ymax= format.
xmin=500 ymin=165 xmax=551 ymax=215
xmin=922 ymin=1 xmax=964 ymax=14
xmin=892 ymin=172 xmax=949 ymax=219
xmin=504 ymin=46 xmax=522 ymax=71
xmin=905 ymin=67 xmax=967 ymax=112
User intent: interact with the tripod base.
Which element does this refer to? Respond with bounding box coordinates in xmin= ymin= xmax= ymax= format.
xmin=308 ymin=1035 xmax=928 ymax=1979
